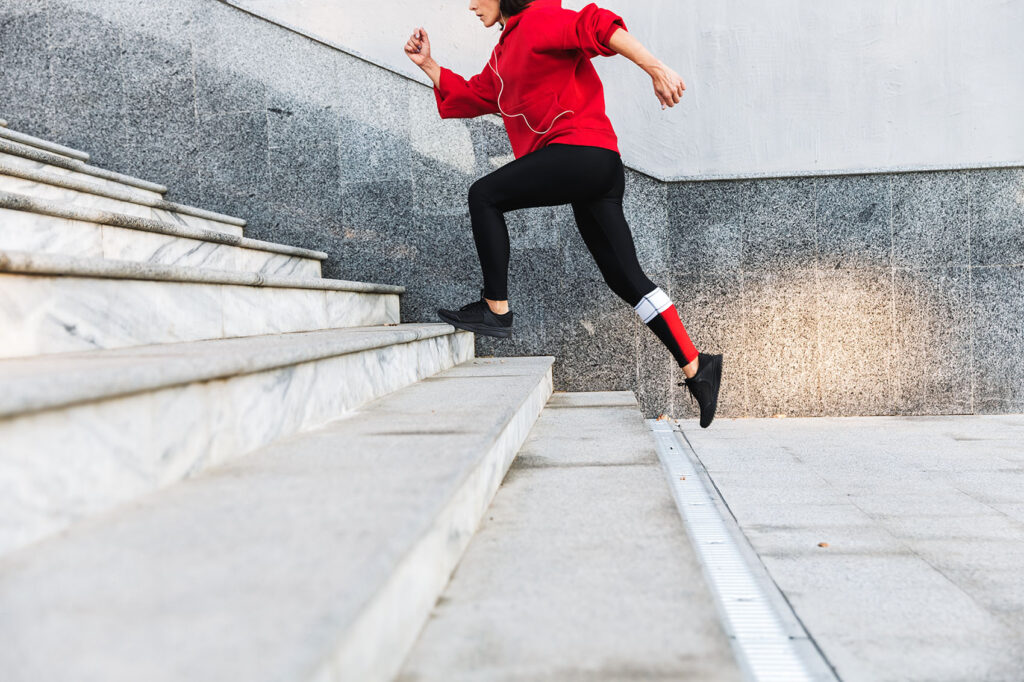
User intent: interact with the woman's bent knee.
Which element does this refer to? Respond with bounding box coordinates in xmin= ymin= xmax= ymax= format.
xmin=468 ymin=178 xmax=496 ymax=212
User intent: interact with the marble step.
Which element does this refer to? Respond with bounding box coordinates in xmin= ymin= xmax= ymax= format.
xmin=0 ymin=191 xmax=322 ymax=276
xmin=0 ymin=146 xmax=164 ymax=204
xmin=0 ymin=356 xmax=553 ymax=682
xmin=0 ymin=323 xmax=475 ymax=558
xmin=0 ymin=137 xmax=165 ymax=195
xmin=0 ymin=250 xmax=403 ymax=359
xmin=398 ymin=392 xmax=744 ymax=682
xmin=0 ymin=156 xmax=246 ymax=236
xmin=0 ymin=126 xmax=90 ymax=162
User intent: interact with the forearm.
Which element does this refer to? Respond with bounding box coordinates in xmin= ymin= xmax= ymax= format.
xmin=608 ymin=27 xmax=662 ymax=75
xmin=419 ymin=57 xmax=442 ymax=88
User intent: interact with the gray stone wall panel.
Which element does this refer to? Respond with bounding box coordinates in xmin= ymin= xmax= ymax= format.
xmin=892 ymin=170 xmax=970 ymax=268
xmin=122 ymin=35 xmax=195 ymax=141
xmin=970 ymin=168 xmax=1024 ymax=267
xmin=816 ymin=266 xmax=896 ymax=416
xmin=45 ymin=15 xmax=127 ymax=158
xmin=742 ymin=177 xmax=818 ymax=272
xmin=815 ymin=174 xmax=892 ymax=269
xmin=669 ymin=180 xmax=746 ymax=274
xmin=892 ymin=267 xmax=973 ymax=414
xmin=0 ymin=4 xmax=52 ymax=140
xmin=971 ymin=266 xmax=1024 ymax=413
xmin=742 ymin=268 xmax=824 ymax=417
xmin=548 ymin=277 xmax=638 ymax=394
xmin=197 ymin=110 xmax=269 ymax=206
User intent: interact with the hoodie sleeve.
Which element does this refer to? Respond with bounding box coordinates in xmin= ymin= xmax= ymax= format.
xmin=433 ymin=63 xmax=499 ymax=119
xmin=561 ymin=3 xmax=628 ymax=58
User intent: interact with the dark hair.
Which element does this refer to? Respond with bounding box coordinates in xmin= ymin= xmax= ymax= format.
xmin=499 ymin=0 xmax=535 ymax=19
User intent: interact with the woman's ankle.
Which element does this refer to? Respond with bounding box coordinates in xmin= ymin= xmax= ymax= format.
xmin=484 ymin=298 xmax=510 ymax=315
xmin=682 ymin=355 xmax=700 ymax=379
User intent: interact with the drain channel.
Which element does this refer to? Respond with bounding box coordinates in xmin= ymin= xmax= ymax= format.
xmin=648 ymin=420 xmax=837 ymax=682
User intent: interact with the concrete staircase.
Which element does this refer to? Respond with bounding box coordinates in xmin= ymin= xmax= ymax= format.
xmin=0 ymin=123 xmax=737 ymax=681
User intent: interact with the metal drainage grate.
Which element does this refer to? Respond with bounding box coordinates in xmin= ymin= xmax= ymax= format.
xmin=648 ymin=420 xmax=837 ymax=682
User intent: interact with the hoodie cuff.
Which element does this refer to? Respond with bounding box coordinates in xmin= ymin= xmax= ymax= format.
xmin=595 ymin=12 xmax=627 ymax=54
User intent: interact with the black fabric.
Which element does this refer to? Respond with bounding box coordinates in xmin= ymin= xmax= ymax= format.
xmin=467 ymin=143 xmax=657 ymax=304
xmin=645 ymin=315 xmax=689 ymax=367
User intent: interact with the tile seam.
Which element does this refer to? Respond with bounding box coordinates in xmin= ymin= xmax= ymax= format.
xmin=889 ymin=175 xmax=898 ymax=413
xmin=966 ymin=173 xmax=975 ymax=414
xmin=812 ymin=177 xmax=824 ymax=416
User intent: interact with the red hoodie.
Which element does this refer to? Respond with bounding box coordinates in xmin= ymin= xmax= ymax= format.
xmin=432 ymin=0 xmax=627 ymax=159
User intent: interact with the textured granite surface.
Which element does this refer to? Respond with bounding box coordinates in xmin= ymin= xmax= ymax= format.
xmin=3 ymin=0 xmax=1022 ymax=417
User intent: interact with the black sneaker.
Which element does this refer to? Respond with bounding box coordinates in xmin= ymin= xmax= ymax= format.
xmin=682 ymin=352 xmax=723 ymax=428
xmin=437 ymin=289 xmax=514 ymax=339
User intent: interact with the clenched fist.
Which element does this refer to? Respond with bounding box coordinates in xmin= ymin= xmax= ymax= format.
xmin=404 ymin=27 xmax=431 ymax=66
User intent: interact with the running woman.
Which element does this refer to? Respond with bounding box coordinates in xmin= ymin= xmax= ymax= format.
xmin=404 ymin=0 xmax=722 ymax=427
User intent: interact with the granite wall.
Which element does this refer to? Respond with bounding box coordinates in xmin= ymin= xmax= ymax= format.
xmin=2 ymin=0 xmax=1022 ymax=418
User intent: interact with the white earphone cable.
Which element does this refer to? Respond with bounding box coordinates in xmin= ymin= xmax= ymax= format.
xmin=487 ymin=52 xmax=574 ymax=135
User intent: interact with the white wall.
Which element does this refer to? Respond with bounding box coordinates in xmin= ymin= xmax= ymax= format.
xmin=227 ymin=0 xmax=1024 ymax=181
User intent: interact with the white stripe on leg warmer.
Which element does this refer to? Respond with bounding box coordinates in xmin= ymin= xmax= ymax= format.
xmin=633 ymin=287 xmax=672 ymax=324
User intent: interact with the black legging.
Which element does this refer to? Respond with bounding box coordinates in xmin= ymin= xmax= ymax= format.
xmin=469 ymin=144 xmax=655 ymax=303
xmin=467 ymin=143 xmax=699 ymax=367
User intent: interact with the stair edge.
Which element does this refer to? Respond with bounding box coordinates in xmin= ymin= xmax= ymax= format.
xmin=0 ymin=324 xmax=458 ymax=418
xmin=0 ymin=250 xmax=402 ymax=293
xmin=0 ymin=192 xmax=323 ymax=260
xmin=0 ymin=157 xmax=246 ymax=227
xmin=0 ymin=138 xmax=166 ymax=194
xmin=314 ymin=356 xmax=555 ymax=682
xmin=0 ymin=127 xmax=90 ymax=162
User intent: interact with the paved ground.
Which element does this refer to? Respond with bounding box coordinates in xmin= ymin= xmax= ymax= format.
xmin=400 ymin=392 xmax=743 ymax=682
xmin=680 ymin=414 xmax=1024 ymax=682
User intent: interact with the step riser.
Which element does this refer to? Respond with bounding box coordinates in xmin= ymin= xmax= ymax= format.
xmin=0 ymin=331 xmax=475 ymax=558
xmin=0 ymin=274 xmax=399 ymax=359
xmin=0 ymin=150 xmax=164 ymax=202
xmin=0 ymin=208 xmax=319 ymax=277
xmin=0 ymin=169 xmax=244 ymax=237
xmin=317 ymin=363 xmax=554 ymax=682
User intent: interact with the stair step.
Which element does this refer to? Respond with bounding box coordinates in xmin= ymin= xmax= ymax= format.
xmin=398 ymin=392 xmax=744 ymax=682
xmin=0 ymin=323 xmax=474 ymax=557
xmin=0 ymin=191 xmax=322 ymax=276
xmin=0 ymin=138 xmax=166 ymax=194
xmin=0 ymin=356 xmax=552 ymax=682
xmin=0 ymin=250 xmax=402 ymax=359
xmin=0 ymin=127 xmax=90 ymax=162
xmin=0 ymin=147 xmax=165 ymax=204
xmin=0 ymin=156 xmax=246 ymax=236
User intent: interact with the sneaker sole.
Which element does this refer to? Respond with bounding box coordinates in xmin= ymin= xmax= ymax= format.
xmin=437 ymin=313 xmax=513 ymax=339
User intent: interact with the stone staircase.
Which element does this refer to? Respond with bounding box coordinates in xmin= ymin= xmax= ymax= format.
xmin=0 ymin=123 xmax=739 ymax=681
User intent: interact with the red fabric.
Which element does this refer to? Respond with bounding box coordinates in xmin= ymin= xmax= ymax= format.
xmin=662 ymin=305 xmax=699 ymax=365
xmin=433 ymin=0 xmax=626 ymax=159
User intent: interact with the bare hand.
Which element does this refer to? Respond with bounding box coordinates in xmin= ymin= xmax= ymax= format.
xmin=404 ymin=27 xmax=431 ymax=66
xmin=649 ymin=62 xmax=686 ymax=109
